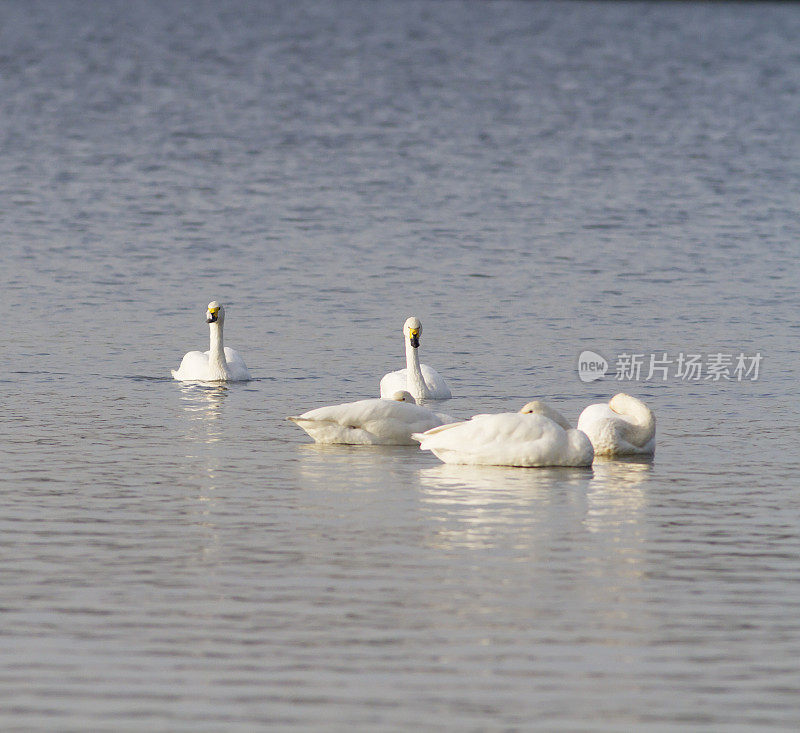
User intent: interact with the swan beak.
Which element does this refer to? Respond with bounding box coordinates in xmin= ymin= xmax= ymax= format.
xmin=206 ymin=307 xmax=220 ymax=323
xmin=409 ymin=329 xmax=420 ymax=348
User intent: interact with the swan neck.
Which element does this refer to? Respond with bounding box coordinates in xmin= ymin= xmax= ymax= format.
xmin=614 ymin=396 xmax=655 ymax=444
xmin=405 ymin=339 xmax=427 ymax=394
xmin=208 ymin=321 xmax=226 ymax=370
xmin=624 ymin=418 xmax=654 ymax=447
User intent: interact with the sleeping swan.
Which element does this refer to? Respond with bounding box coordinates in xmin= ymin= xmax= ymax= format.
xmin=380 ymin=316 xmax=451 ymax=400
xmin=289 ymin=391 xmax=454 ymax=445
xmin=576 ymin=393 xmax=655 ymax=456
xmin=413 ymin=400 xmax=594 ymax=467
xmin=171 ymin=301 xmax=251 ymax=382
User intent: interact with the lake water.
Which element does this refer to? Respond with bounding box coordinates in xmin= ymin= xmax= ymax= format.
xmin=2 ymin=1 xmax=800 ymax=729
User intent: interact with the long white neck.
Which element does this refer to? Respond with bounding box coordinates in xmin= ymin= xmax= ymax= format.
xmin=610 ymin=394 xmax=655 ymax=445
xmin=405 ymin=339 xmax=428 ymax=397
xmin=207 ymin=320 xmax=228 ymax=379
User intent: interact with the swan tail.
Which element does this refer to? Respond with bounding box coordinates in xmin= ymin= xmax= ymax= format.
xmin=415 ymin=421 xmax=462 ymax=439
xmin=288 ymin=416 xmax=343 ymax=426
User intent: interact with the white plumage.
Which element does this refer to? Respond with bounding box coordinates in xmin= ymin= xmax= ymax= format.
xmin=379 ymin=316 xmax=451 ymax=400
xmin=577 ymin=393 xmax=655 ymax=456
xmin=171 ymin=301 xmax=251 ymax=382
xmin=413 ymin=400 xmax=594 ymax=467
xmin=289 ymin=391 xmax=454 ymax=445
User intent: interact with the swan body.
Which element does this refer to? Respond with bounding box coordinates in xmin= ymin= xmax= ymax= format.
xmin=413 ymin=400 xmax=594 ymax=467
xmin=577 ymin=393 xmax=655 ymax=456
xmin=289 ymin=391 xmax=454 ymax=445
xmin=171 ymin=301 xmax=251 ymax=382
xmin=380 ymin=316 xmax=451 ymax=400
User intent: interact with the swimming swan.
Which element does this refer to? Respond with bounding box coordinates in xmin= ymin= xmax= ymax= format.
xmin=380 ymin=317 xmax=452 ymax=400
xmin=289 ymin=391 xmax=455 ymax=445
xmin=576 ymin=393 xmax=655 ymax=456
xmin=171 ymin=301 xmax=251 ymax=382
xmin=413 ymin=400 xmax=594 ymax=467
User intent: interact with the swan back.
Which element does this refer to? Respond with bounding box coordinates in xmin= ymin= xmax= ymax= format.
xmin=414 ymin=405 xmax=593 ymax=467
xmin=289 ymin=396 xmax=451 ymax=445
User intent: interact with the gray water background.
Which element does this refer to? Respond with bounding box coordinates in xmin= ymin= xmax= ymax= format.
xmin=2 ymin=1 xmax=800 ymax=730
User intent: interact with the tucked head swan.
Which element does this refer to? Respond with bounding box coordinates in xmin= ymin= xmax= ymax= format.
xmin=379 ymin=316 xmax=452 ymax=400
xmin=171 ymin=301 xmax=251 ymax=382
xmin=412 ymin=400 xmax=594 ymax=467
xmin=288 ymin=390 xmax=455 ymax=445
xmin=576 ymin=393 xmax=655 ymax=456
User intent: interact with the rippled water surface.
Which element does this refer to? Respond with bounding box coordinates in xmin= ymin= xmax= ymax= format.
xmin=2 ymin=1 xmax=800 ymax=730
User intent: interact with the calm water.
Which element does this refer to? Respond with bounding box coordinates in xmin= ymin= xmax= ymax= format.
xmin=2 ymin=1 xmax=800 ymax=729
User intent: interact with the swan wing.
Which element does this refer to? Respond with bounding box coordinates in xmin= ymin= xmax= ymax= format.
xmin=379 ymin=369 xmax=407 ymax=398
xmin=577 ymin=403 xmax=619 ymax=455
xmin=223 ymin=346 xmax=251 ymax=381
xmin=416 ymin=413 xmax=541 ymax=452
xmin=171 ymin=350 xmax=210 ymax=381
xmin=417 ymin=413 xmax=591 ymax=467
xmin=290 ymin=398 xmax=448 ymax=445
xmin=577 ymin=403 xmax=615 ymax=431
xmin=419 ymin=363 xmax=451 ymax=399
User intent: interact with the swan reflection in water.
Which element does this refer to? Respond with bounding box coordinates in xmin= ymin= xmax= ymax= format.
xmin=294 ymin=443 xmax=415 ymax=485
xmin=418 ymin=456 xmax=655 ymax=551
xmin=584 ymin=456 xmax=654 ymax=533
xmin=176 ymin=384 xmax=230 ymax=561
xmin=579 ymin=456 xmax=656 ymax=614
xmin=178 ymin=383 xmax=229 ymax=445
xmin=178 ymin=383 xmax=229 ymax=493
xmin=418 ymin=463 xmax=593 ymax=550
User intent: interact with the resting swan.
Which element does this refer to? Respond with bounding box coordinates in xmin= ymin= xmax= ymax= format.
xmin=289 ymin=391 xmax=454 ymax=445
xmin=171 ymin=301 xmax=251 ymax=382
xmin=380 ymin=316 xmax=451 ymax=400
xmin=413 ymin=400 xmax=594 ymax=467
xmin=577 ymin=393 xmax=655 ymax=456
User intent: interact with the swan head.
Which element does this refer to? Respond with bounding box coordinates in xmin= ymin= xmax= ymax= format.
xmin=390 ymin=390 xmax=416 ymax=404
xmin=403 ymin=316 xmax=422 ymax=348
xmin=518 ymin=400 xmax=573 ymax=430
xmin=519 ymin=400 xmax=548 ymax=415
xmin=206 ymin=301 xmax=225 ymax=324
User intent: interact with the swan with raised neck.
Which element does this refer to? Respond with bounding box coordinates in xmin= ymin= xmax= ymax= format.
xmin=379 ymin=316 xmax=451 ymax=400
xmin=205 ymin=301 xmax=230 ymax=380
xmin=171 ymin=301 xmax=251 ymax=382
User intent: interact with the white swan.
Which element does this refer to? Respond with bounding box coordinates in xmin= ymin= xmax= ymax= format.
xmin=171 ymin=301 xmax=251 ymax=382
xmin=577 ymin=393 xmax=655 ymax=456
xmin=413 ymin=400 xmax=594 ymax=467
xmin=289 ymin=390 xmax=455 ymax=445
xmin=379 ymin=316 xmax=451 ymax=400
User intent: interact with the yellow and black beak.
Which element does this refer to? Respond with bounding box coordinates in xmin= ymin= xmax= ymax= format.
xmin=408 ymin=328 xmax=420 ymax=348
xmin=206 ymin=306 xmax=220 ymax=324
